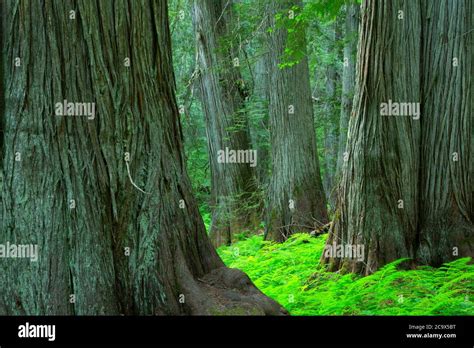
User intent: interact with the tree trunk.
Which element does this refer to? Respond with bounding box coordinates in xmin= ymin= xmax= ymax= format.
xmin=322 ymin=0 xmax=473 ymax=275
xmin=264 ymin=0 xmax=328 ymax=242
xmin=417 ymin=0 xmax=473 ymax=265
xmin=322 ymin=25 xmax=339 ymax=209
xmin=192 ymin=0 xmax=260 ymax=247
xmin=251 ymin=52 xmax=270 ymax=187
xmin=336 ymin=2 xmax=359 ymax=179
xmin=0 ymin=0 xmax=286 ymax=316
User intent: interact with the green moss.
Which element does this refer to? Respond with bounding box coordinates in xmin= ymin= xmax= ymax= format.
xmin=217 ymin=233 xmax=474 ymax=315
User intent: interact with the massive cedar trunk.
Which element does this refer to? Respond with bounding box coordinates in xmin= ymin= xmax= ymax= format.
xmin=0 ymin=0 xmax=286 ymax=316
xmin=192 ymin=0 xmax=259 ymax=247
xmin=323 ymin=0 xmax=473 ymax=275
xmin=264 ymin=0 xmax=328 ymax=242
xmin=417 ymin=0 xmax=473 ymax=265
xmin=336 ymin=2 xmax=359 ymax=179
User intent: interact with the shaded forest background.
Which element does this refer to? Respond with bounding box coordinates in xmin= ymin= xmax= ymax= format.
xmin=173 ymin=0 xmax=352 ymax=241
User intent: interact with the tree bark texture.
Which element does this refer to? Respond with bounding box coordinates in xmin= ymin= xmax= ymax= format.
xmin=323 ymin=0 xmax=473 ymax=274
xmin=0 ymin=0 xmax=286 ymax=315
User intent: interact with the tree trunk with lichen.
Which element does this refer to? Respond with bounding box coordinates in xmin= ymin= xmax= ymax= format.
xmin=0 ymin=0 xmax=286 ymax=316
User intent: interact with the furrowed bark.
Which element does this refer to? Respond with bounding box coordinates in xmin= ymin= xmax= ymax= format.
xmin=323 ymin=0 xmax=473 ymax=274
xmin=323 ymin=0 xmax=421 ymax=274
xmin=0 ymin=0 xmax=286 ymax=316
xmin=417 ymin=0 xmax=473 ymax=265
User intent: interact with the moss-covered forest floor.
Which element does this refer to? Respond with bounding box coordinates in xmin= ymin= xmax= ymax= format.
xmin=217 ymin=233 xmax=473 ymax=315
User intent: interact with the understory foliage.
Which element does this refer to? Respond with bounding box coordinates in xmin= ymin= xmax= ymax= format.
xmin=218 ymin=234 xmax=474 ymax=315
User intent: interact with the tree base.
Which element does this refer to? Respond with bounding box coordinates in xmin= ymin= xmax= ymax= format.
xmin=178 ymin=267 xmax=289 ymax=315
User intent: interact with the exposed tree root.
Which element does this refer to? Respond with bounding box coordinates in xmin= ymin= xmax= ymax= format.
xmin=197 ymin=267 xmax=289 ymax=315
